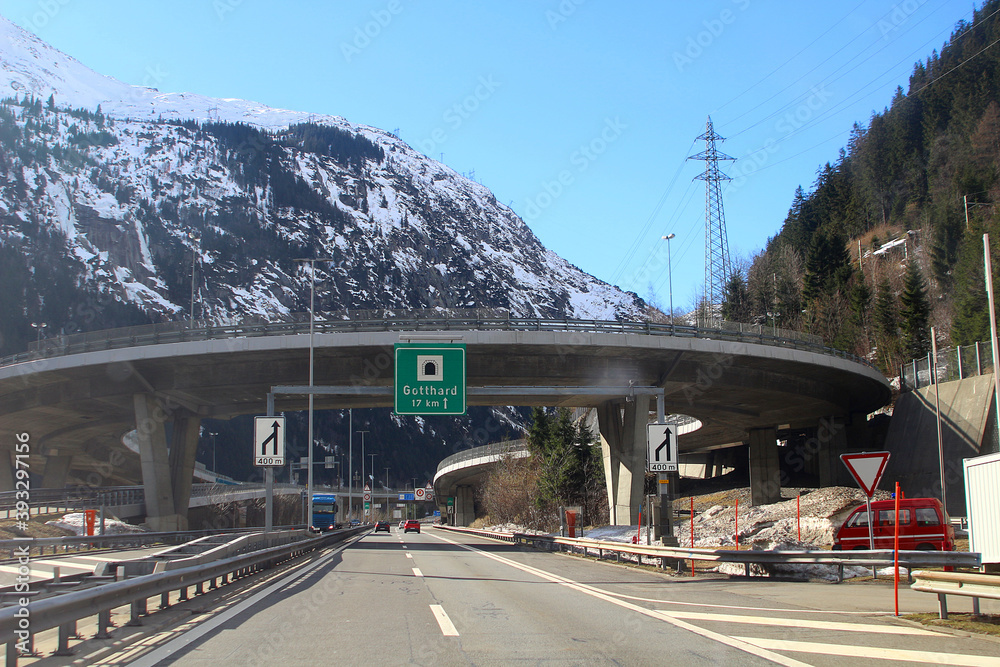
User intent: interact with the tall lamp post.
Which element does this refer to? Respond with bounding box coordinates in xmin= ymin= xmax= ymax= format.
xmin=356 ymin=430 xmax=369 ymax=518
xmin=188 ymin=232 xmax=200 ymax=326
xmin=661 ymin=234 xmax=675 ymax=326
xmin=30 ymin=321 xmax=47 ymax=348
xmin=293 ymin=257 xmax=334 ymax=529
xmin=209 ymin=431 xmax=218 ymax=475
xmin=384 ymin=467 xmax=391 ymax=490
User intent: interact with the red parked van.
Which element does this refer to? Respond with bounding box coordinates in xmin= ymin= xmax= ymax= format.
xmin=832 ymin=497 xmax=954 ymax=551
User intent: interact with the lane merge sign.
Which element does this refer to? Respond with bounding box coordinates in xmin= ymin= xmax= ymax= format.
xmin=647 ymin=423 xmax=678 ymax=473
xmin=840 ymin=451 xmax=891 ymax=497
xmin=254 ymin=416 xmax=285 ymax=466
xmin=394 ymin=343 xmax=466 ymax=415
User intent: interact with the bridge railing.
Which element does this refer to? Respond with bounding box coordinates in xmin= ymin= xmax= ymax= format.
xmin=435 ymin=440 xmax=529 ymax=477
xmin=1 ymin=309 xmax=869 ymax=369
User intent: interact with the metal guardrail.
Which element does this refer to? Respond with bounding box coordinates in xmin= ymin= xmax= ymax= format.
xmin=2 ymin=310 xmax=871 ymax=370
xmin=0 ymin=483 xmax=303 ymax=519
xmin=436 ymin=526 xmax=981 ymax=582
xmin=911 ymin=569 xmax=1000 ymax=618
xmin=0 ymin=526 xmax=366 ymax=664
xmin=0 ymin=525 xmax=306 ymax=560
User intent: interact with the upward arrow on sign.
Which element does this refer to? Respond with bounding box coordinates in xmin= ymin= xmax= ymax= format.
xmin=841 ymin=451 xmax=891 ymax=497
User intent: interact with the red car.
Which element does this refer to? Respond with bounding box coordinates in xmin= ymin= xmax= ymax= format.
xmin=832 ymin=497 xmax=954 ymax=551
xmin=403 ymin=520 xmax=420 ymax=534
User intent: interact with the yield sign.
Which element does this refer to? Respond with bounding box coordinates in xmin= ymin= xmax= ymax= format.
xmin=840 ymin=451 xmax=891 ymax=497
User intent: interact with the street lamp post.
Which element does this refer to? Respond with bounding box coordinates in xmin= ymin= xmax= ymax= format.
xmin=293 ymin=257 xmax=335 ymax=529
xmin=662 ymin=234 xmax=675 ymax=326
xmin=189 ymin=232 xmax=199 ymax=326
xmin=356 ymin=430 xmax=369 ymax=518
xmin=209 ymin=431 xmax=218 ymax=474
xmin=30 ymin=322 xmax=47 ymax=347
xmin=368 ymin=453 xmax=377 ymax=485
xmin=385 ymin=467 xmax=391 ymax=490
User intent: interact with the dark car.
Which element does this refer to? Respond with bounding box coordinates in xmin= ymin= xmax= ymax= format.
xmin=374 ymin=521 xmax=390 ymax=533
xmin=403 ymin=520 xmax=420 ymax=534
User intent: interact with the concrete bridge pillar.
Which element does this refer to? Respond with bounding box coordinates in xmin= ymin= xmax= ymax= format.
xmin=818 ymin=416 xmax=849 ymax=488
xmin=0 ymin=451 xmax=13 ymax=492
xmin=598 ymin=394 xmax=650 ymax=525
xmin=41 ymin=452 xmax=73 ymax=489
xmin=169 ymin=417 xmax=201 ymax=529
xmin=133 ymin=394 xmax=184 ymax=532
xmin=748 ymin=427 xmax=781 ymax=506
xmin=454 ymin=484 xmax=475 ymax=526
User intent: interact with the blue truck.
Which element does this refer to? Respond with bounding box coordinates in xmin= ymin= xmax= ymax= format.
xmin=311 ymin=493 xmax=339 ymax=532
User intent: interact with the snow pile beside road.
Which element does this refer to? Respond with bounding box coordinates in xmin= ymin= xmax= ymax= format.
xmin=674 ymin=486 xmax=889 ymax=550
xmin=46 ymin=513 xmax=148 ymax=535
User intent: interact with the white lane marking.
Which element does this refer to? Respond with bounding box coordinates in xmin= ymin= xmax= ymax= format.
xmin=412 ymin=567 xmax=423 ymax=577
xmin=428 ymin=532 xmax=811 ymax=667
xmin=653 ymin=610 xmax=938 ymax=635
xmin=406 ymin=553 xmax=413 ymax=559
xmin=126 ymin=534 xmax=364 ymax=667
xmin=430 ymin=604 xmax=460 ymax=637
xmin=580 ymin=585 xmax=891 ymax=616
xmin=734 ymin=636 xmax=1000 ymax=666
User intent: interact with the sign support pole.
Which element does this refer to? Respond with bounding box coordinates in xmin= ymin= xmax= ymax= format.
xmin=266 ymin=392 xmax=274 ymax=533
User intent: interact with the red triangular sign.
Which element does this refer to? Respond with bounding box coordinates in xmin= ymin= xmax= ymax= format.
xmin=364 ymin=483 xmax=371 ymax=492
xmin=840 ymin=452 xmax=891 ymax=497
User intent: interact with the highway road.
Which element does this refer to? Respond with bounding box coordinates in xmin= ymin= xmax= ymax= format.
xmin=125 ymin=527 xmax=999 ymax=666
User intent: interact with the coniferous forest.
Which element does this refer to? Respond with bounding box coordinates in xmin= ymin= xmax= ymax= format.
xmin=725 ymin=0 xmax=1000 ymax=374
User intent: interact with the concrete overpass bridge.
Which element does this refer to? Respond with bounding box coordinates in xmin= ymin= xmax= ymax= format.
xmin=0 ymin=313 xmax=891 ymax=530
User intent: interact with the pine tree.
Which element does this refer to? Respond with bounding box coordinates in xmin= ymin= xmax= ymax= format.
xmin=721 ymin=272 xmax=751 ymax=322
xmin=900 ymin=261 xmax=931 ymax=358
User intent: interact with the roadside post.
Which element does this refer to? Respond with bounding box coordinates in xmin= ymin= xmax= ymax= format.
xmin=892 ymin=482 xmax=899 ymax=616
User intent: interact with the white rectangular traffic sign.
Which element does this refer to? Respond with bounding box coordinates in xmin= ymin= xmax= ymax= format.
xmin=647 ymin=423 xmax=677 ymax=472
xmin=254 ymin=416 xmax=285 ymax=466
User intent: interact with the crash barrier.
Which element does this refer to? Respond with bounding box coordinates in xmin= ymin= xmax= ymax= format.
xmin=0 ymin=526 xmax=365 ymax=665
xmin=0 ymin=483 xmax=303 ymax=519
xmin=436 ymin=526 xmax=981 ymax=582
xmin=910 ymin=569 xmax=1000 ymax=618
xmin=0 ymin=525 xmax=306 ymax=561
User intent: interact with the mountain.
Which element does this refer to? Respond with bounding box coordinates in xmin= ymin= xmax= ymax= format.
xmin=0 ymin=15 xmax=645 ymax=356
xmin=0 ymin=15 xmax=646 ymax=485
xmin=724 ymin=1 xmax=1000 ymax=375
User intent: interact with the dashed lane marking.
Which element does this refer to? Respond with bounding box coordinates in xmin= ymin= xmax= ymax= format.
xmin=430 ymin=604 xmax=459 ymax=637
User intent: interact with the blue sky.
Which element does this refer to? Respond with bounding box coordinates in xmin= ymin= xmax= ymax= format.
xmin=2 ymin=0 xmax=976 ymax=311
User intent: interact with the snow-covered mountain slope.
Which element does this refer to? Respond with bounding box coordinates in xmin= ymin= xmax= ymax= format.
xmin=0 ymin=15 xmax=645 ymax=336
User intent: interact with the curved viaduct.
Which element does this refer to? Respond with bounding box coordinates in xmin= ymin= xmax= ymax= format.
xmin=0 ymin=317 xmax=891 ymax=529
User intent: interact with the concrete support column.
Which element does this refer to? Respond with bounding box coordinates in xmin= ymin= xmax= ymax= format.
xmin=0 ymin=450 xmax=14 ymax=492
xmin=598 ymin=395 xmax=650 ymax=525
xmin=846 ymin=412 xmax=871 ymax=452
xmin=748 ymin=427 xmax=781 ymax=506
xmin=169 ymin=417 xmax=201 ymax=531
xmin=598 ymin=402 xmax=622 ymax=524
xmin=41 ymin=453 xmax=73 ymax=489
xmin=818 ymin=416 xmax=849 ymax=487
xmin=133 ymin=394 xmax=182 ymax=532
xmin=454 ymin=484 xmax=475 ymax=526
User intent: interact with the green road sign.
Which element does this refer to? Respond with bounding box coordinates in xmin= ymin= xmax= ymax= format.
xmin=394 ymin=343 xmax=466 ymax=415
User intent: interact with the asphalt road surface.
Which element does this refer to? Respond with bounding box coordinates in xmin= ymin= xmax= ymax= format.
xmin=131 ymin=527 xmax=1000 ymax=666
